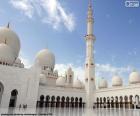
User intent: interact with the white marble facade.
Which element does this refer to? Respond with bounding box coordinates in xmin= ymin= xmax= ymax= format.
xmin=0 ymin=1 xmax=140 ymax=110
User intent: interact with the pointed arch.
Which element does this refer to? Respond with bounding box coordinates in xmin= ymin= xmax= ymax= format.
xmin=0 ymin=82 xmax=4 ymax=107
xmin=9 ymin=89 xmax=18 ymax=107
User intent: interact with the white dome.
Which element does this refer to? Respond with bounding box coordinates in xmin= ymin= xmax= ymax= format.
xmin=56 ymin=76 xmax=65 ymax=87
xmin=73 ymin=79 xmax=83 ymax=89
xmin=0 ymin=43 xmax=15 ymax=65
xmin=0 ymin=27 xmax=20 ymax=58
xmin=68 ymin=67 xmax=72 ymax=72
xmin=15 ymin=58 xmax=21 ymax=64
xmin=129 ymin=71 xmax=140 ymax=84
xmin=35 ymin=49 xmax=55 ymax=70
xmin=39 ymin=74 xmax=47 ymax=85
xmin=112 ymin=75 xmax=123 ymax=87
xmin=98 ymin=78 xmax=108 ymax=89
xmin=54 ymin=70 xmax=58 ymax=76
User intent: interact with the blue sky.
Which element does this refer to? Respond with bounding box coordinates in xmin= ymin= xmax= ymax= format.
xmin=0 ymin=0 xmax=140 ymax=86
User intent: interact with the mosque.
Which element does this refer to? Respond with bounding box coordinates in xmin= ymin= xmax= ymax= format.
xmin=0 ymin=0 xmax=140 ymax=110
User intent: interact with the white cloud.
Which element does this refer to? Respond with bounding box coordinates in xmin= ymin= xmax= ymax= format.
xmin=9 ymin=0 xmax=75 ymax=31
xmin=10 ymin=0 xmax=34 ymax=18
xmin=55 ymin=63 xmax=133 ymax=86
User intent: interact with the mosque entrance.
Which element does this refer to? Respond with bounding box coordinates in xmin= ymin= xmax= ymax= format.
xmin=9 ymin=89 xmax=18 ymax=107
xmin=0 ymin=82 xmax=4 ymax=107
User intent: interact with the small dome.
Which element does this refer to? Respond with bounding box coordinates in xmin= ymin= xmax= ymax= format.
xmin=98 ymin=78 xmax=108 ymax=89
xmin=15 ymin=58 xmax=21 ymax=64
xmin=129 ymin=71 xmax=140 ymax=84
xmin=54 ymin=70 xmax=58 ymax=76
xmin=112 ymin=75 xmax=123 ymax=87
xmin=68 ymin=67 xmax=72 ymax=72
xmin=35 ymin=49 xmax=55 ymax=70
xmin=56 ymin=76 xmax=65 ymax=87
xmin=73 ymin=79 xmax=83 ymax=89
xmin=0 ymin=27 xmax=20 ymax=58
xmin=0 ymin=43 xmax=15 ymax=65
xmin=39 ymin=74 xmax=47 ymax=85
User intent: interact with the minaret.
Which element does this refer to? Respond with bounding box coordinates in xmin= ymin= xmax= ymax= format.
xmin=85 ymin=0 xmax=96 ymax=108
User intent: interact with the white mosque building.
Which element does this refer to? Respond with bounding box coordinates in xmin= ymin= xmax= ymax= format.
xmin=0 ymin=1 xmax=140 ymax=109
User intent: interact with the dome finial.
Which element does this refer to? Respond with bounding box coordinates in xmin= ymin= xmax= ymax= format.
xmin=133 ymin=68 xmax=137 ymax=72
xmin=114 ymin=72 xmax=118 ymax=76
xmin=7 ymin=22 xmax=10 ymax=28
xmin=89 ymin=0 xmax=92 ymax=7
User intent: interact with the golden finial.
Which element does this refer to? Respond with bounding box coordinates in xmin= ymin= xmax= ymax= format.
xmin=7 ymin=22 xmax=10 ymax=28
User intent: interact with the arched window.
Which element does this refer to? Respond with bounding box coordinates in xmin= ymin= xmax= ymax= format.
xmin=40 ymin=95 xmax=44 ymax=101
xmin=66 ymin=97 xmax=69 ymax=102
xmin=96 ymin=97 xmax=99 ymax=102
xmin=79 ymin=97 xmax=82 ymax=102
xmin=120 ymin=96 xmax=123 ymax=102
xmin=9 ymin=89 xmax=18 ymax=107
xmin=61 ymin=96 xmax=65 ymax=107
xmin=51 ymin=96 xmax=55 ymax=102
xmin=56 ymin=96 xmax=60 ymax=102
xmin=46 ymin=95 xmax=50 ymax=102
xmin=135 ymin=95 xmax=139 ymax=105
xmin=103 ymin=97 xmax=106 ymax=103
xmin=0 ymin=82 xmax=4 ymax=106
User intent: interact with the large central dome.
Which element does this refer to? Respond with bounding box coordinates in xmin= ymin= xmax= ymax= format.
xmin=0 ymin=27 xmax=20 ymax=58
xmin=0 ymin=25 xmax=20 ymax=65
xmin=35 ymin=49 xmax=55 ymax=70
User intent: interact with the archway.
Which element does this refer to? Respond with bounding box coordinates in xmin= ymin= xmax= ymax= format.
xmin=96 ymin=98 xmax=99 ymax=108
xmin=119 ymin=96 xmax=123 ymax=108
xmin=115 ymin=96 xmax=119 ymax=108
xmin=0 ymin=82 xmax=4 ymax=106
xmin=107 ymin=97 xmax=110 ymax=108
xmin=39 ymin=95 xmax=44 ymax=107
xmin=71 ymin=97 xmax=74 ymax=108
xmin=103 ymin=97 xmax=106 ymax=108
xmin=124 ymin=96 xmax=128 ymax=108
xmin=61 ymin=96 xmax=65 ymax=107
xmin=51 ymin=96 xmax=55 ymax=107
xmin=111 ymin=96 xmax=114 ymax=108
xmin=45 ymin=95 xmax=50 ymax=107
xmin=129 ymin=95 xmax=134 ymax=109
xmin=66 ymin=97 xmax=70 ymax=107
xmin=75 ymin=97 xmax=78 ymax=108
xmin=56 ymin=96 xmax=60 ymax=107
xmin=100 ymin=97 xmax=102 ymax=108
xmin=135 ymin=95 xmax=139 ymax=108
xmin=79 ymin=97 xmax=82 ymax=108
xmin=9 ymin=89 xmax=18 ymax=107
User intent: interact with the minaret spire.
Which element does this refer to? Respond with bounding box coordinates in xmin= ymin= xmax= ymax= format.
xmin=7 ymin=22 xmax=10 ymax=28
xmin=85 ymin=0 xmax=96 ymax=108
xmin=89 ymin=0 xmax=92 ymax=7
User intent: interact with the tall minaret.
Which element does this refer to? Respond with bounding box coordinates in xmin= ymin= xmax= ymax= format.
xmin=85 ymin=0 xmax=96 ymax=108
